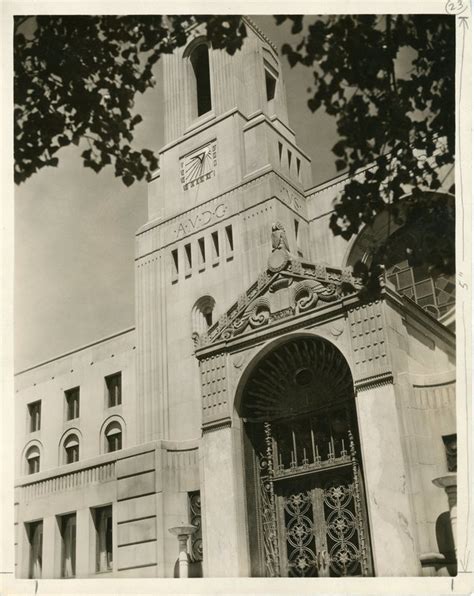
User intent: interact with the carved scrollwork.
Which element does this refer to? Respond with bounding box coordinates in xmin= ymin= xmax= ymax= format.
xmin=248 ymin=297 xmax=271 ymax=329
xmin=292 ymin=280 xmax=320 ymax=313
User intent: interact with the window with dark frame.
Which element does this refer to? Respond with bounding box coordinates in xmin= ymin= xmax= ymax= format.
xmin=26 ymin=446 xmax=40 ymax=475
xmin=105 ymin=422 xmax=122 ymax=453
xmin=59 ymin=513 xmax=76 ymax=578
xmin=27 ymin=520 xmax=43 ymax=579
xmin=106 ymin=373 xmax=122 ymax=407
xmin=64 ymin=435 xmax=80 ymax=464
xmin=190 ymin=44 xmax=212 ymax=117
xmin=265 ymin=69 xmax=277 ymax=101
xmin=94 ymin=505 xmax=113 ymax=572
xmin=28 ymin=401 xmax=41 ymax=432
xmin=65 ymin=387 xmax=80 ymax=420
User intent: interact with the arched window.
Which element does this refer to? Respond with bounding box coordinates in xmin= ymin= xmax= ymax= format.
xmin=192 ymin=295 xmax=216 ymax=337
xmin=64 ymin=434 xmax=80 ymax=464
xmin=26 ymin=446 xmax=40 ymax=475
xmin=190 ymin=44 xmax=212 ymax=117
xmin=105 ymin=421 xmax=122 ymax=453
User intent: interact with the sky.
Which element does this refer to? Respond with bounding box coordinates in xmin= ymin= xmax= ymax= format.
xmin=14 ymin=15 xmax=340 ymax=372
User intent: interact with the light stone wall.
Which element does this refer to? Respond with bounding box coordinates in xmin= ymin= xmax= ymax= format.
xmin=15 ymin=329 xmax=137 ymax=478
xmin=15 ymin=440 xmax=200 ymax=578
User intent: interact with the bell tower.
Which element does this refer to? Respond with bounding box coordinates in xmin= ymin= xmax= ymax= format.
xmin=135 ymin=18 xmax=314 ymax=443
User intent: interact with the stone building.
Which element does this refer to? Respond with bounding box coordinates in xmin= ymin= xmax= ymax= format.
xmin=14 ymin=18 xmax=457 ymax=579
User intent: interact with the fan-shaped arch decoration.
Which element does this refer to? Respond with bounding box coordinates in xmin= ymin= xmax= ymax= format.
xmin=241 ymin=337 xmax=353 ymax=423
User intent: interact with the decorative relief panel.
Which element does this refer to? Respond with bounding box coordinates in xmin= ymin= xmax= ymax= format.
xmin=195 ymin=250 xmax=362 ymax=348
xmin=348 ymin=302 xmax=390 ymax=384
xmin=200 ymin=353 xmax=229 ymax=425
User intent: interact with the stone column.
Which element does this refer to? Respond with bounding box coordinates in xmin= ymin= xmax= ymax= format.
xmin=433 ymin=474 xmax=457 ymax=555
xmin=200 ymin=423 xmax=249 ymax=577
xmin=168 ymin=525 xmax=196 ymax=578
xmin=355 ymin=382 xmax=421 ymax=576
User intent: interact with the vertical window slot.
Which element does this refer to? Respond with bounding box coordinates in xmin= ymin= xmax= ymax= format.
xmin=198 ymin=237 xmax=206 ymax=270
xmin=287 ymin=149 xmax=292 ymax=170
xmin=171 ymin=248 xmax=179 ymax=282
xmin=184 ymin=243 xmax=192 ymax=274
xmin=278 ymin=142 xmax=283 ymax=164
xmin=225 ymin=225 xmax=234 ymax=259
xmin=211 ymin=231 xmax=220 ymax=263
xmin=296 ymin=157 xmax=301 ymax=179
xmin=191 ymin=44 xmax=212 ymax=117
xmin=295 ymin=219 xmax=303 ymax=258
xmin=265 ymin=69 xmax=277 ymax=101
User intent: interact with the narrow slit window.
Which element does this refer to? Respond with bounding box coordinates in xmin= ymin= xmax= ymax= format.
xmin=296 ymin=157 xmax=301 ymax=179
xmin=65 ymin=387 xmax=80 ymax=420
xmin=287 ymin=149 xmax=292 ymax=170
xmin=225 ymin=225 xmax=234 ymax=256
xmin=211 ymin=231 xmax=220 ymax=259
xmin=265 ymin=69 xmax=277 ymax=101
xmin=198 ymin=237 xmax=206 ymax=265
xmin=190 ymin=44 xmax=212 ymax=117
xmin=171 ymin=249 xmax=179 ymax=277
xmin=106 ymin=373 xmax=122 ymax=407
xmin=28 ymin=401 xmax=41 ymax=432
xmin=295 ymin=219 xmax=303 ymax=257
xmin=185 ymin=243 xmax=192 ymax=270
xmin=278 ymin=142 xmax=283 ymax=163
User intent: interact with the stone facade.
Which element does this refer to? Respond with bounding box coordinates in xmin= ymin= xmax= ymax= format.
xmin=15 ymin=18 xmax=456 ymax=579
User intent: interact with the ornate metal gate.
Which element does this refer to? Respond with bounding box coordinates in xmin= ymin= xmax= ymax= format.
xmin=257 ymin=423 xmax=372 ymax=577
xmin=241 ymin=337 xmax=373 ymax=577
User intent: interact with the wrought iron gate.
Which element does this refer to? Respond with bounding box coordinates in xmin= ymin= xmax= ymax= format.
xmin=257 ymin=423 xmax=372 ymax=577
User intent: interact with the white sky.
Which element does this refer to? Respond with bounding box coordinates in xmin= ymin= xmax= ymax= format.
xmin=14 ymin=15 xmax=341 ymax=371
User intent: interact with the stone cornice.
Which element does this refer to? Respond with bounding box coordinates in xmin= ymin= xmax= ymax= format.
xmin=354 ymin=372 xmax=394 ymax=392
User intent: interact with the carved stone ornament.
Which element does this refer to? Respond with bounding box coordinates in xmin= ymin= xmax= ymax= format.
xmin=194 ymin=253 xmax=363 ymax=350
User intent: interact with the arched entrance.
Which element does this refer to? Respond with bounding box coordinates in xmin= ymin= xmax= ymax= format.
xmin=240 ymin=336 xmax=373 ymax=577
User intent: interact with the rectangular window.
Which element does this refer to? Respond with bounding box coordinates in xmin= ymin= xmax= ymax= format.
xmin=198 ymin=237 xmax=206 ymax=267
xmin=294 ymin=219 xmax=303 ymax=258
xmin=27 ymin=520 xmax=43 ymax=579
xmin=59 ymin=513 xmax=76 ymax=578
xmin=278 ymin=141 xmax=283 ymax=163
xmin=65 ymin=441 xmax=79 ymax=464
xmin=171 ymin=248 xmax=179 ymax=281
xmin=94 ymin=506 xmax=113 ymax=573
xmin=184 ymin=243 xmax=192 ymax=273
xmin=225 ymin=225 xmax=234 ymax=259
xmin=28 ymin=401 xmax=41 ymax=432
xmin=65 ymin=387 xmax=80 ymax=420
xmin=265 ymin=69 xmax=277 ymax=101
xmin=296 ymin=157 xmax=301 ymax=179
xmin=106 ymin=373 xmax=122 ymax=407
xmin=287 ymin=149 xmax=292 ymax=170
xmin=211 ymin=231 xmax=220 ymax=261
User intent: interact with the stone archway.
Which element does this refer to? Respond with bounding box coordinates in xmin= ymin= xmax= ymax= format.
xmin=239 ymin=335 xmax=373 ymax=578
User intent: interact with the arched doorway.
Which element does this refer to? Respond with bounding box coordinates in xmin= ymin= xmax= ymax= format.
xmin=240 ymin=336 xmax=373 ymax=577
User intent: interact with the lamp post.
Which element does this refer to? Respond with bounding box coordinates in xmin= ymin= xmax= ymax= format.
xmin=168 ymin=524 xmax=197 ymax=578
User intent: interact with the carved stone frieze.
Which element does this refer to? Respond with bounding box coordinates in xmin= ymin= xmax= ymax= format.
xmin=193 ymin=257 xmax=363 ymax=349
